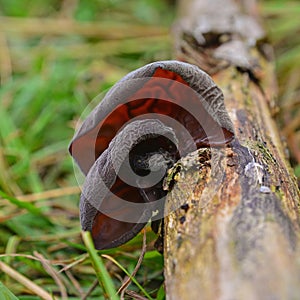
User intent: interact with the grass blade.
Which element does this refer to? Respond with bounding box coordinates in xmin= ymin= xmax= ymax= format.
xmin=82 ymin=231 xmax=119 ymax=300
xmin=0 ymin=281 xmax=19 ymax=300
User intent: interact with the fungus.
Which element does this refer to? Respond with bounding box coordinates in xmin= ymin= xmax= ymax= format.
xmin=69 ymin=61 xmax=234 ymax=249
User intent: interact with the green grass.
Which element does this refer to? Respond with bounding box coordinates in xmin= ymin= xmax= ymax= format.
xmin=0 ymin=0 xmax=299 ymax=299
xmin=0 ymin=0 xmax=171 ymax=298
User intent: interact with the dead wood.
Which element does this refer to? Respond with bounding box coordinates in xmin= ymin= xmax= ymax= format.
xmin=163 ymin=1 xmax=300 ymax=299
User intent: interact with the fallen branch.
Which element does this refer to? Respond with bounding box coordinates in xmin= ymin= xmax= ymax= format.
xmin=164 ymin=0 xmax=300 ymax=299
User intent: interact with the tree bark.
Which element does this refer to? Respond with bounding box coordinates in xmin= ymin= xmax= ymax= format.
xmin=163 ymin=1 xmax=300 ymax=299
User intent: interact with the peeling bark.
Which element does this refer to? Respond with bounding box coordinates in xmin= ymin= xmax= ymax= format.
xmin=164 ymin=1 xmax=300 ymax=299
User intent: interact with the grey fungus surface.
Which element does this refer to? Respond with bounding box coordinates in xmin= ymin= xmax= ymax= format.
xmin=69 ymin=60 xmax=234 ymax=249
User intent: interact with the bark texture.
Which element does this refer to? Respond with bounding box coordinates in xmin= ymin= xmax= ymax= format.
xmin=164 ymin=1 xmax=300 ymax=299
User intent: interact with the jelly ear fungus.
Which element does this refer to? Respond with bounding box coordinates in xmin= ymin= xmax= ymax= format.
xmin=69 ymin=60 xmax=234 ymax=250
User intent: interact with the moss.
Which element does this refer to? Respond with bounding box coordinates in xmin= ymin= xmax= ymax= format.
xmin=255 ymin=142 xmax=277 ymax=164
xmin=244 ymin=140 xmax=277 ymax=168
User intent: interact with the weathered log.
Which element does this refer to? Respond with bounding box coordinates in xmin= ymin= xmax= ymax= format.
xmin=164 ymin=0 xmax=300 ymax=299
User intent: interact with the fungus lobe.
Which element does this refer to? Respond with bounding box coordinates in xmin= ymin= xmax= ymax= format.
xmin=69 ymin=61 xmax=234 ymax=249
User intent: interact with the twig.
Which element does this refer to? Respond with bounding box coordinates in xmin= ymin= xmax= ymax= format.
xmin=125 ymin=290 xmax=149 ymax=300
xmin=58 ymin=0 xmax=78 ymax=18
xmin=17 ymin=186 xmax=81 ymax=202
xmin=34 ymin=251 xmax=68 ymax=300
xmin=0 ymin=260 xmax=57 ymax=300
xmin=65 ymin=269 xmax=84 ymax=298
xmin=59 ymin=254 xmax=89 ymax=273
xmin=0 ymin=30 xmax=12 ymax=84
xmin=82 ymin=279 xmax=98 ymax=300
xmin=118 ymin=229 xmax=147 ymax=299
xmin=0 ymin=16 xmax=167 ymax=39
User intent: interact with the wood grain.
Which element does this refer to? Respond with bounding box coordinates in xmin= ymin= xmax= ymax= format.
xmin=164 ymin=0 xmax=300 ymax=299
